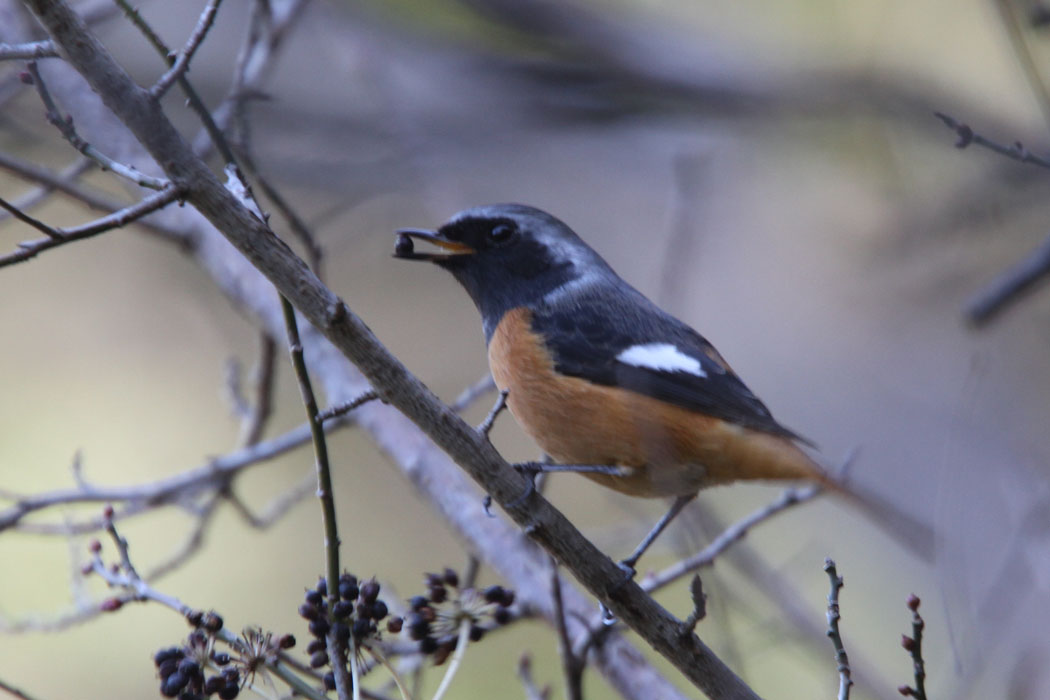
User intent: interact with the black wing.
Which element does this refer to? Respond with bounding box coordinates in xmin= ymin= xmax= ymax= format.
xmin=531 ymin=284 xmax=810 ymax=443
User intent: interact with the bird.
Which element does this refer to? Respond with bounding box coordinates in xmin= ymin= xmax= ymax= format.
xmin=393 ymin=203 xmax=931 ymax=572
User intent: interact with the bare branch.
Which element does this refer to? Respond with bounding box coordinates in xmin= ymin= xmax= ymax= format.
xmin=965 ymin=233 xmax=1050 ymax=326
xmin=0 ymin=185 xmax=182 ymax=268
xmin=0 ymin=39 xmax=55 ymax=59
xmin=279 ymin=296 xmax=353 ymax=700
xmin=317 ymin=389 xmax=380 ymax=423
xmin=25 ymin=61 xmax=169 ymax=189
xmin=823 ymin=559 xmax=853 ymax=700
xmin=642 ymin=484 xmax=822 ymax=595
xmin=0 ymin=193 xmax=61 ymax=237
xmin=0 ymin=414 xmax=352 ymax=533
xmin=897 ymin=595 xmax=928 ymax=700
xmin=934 ymin=111 xmax=1050 ymax=170
xmin=150 ymin=0 xmax=223 ymax=99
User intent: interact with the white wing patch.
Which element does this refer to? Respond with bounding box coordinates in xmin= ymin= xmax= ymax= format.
xmin=615 ymin=343 xmax=707 ymax=377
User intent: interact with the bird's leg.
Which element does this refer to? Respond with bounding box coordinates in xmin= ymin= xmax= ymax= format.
xmin=617 ymin=493 xmax=697 ymax=579
xmin=476 ymin=389 xmax=510 ymax=439
xmin=506 ymin=461 xmax=624 ymax=509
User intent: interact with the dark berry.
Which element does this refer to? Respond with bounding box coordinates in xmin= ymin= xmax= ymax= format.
xmin=218 ymin=685 xmax=239 ymax=700
xmin=211 ymin=652 xmax=230 ymax=666
xmin=177 ymin=658 xmax=200 ymax=678
xmin=309 ymin=651 xmax=329 ymax=668
xmin=419 ymin=636 xmax=438 ymax=654
xmin=304 ymin=589 xmax=322 ymax=607
xmin=386 ymin=616 xmax=403 ymax=633
xmin=332 ymin=600 xmax=353 ymax=619
xmin=483 ymin=586 xmax=505 ymax=604
xmin=360 ymin=580 xmax=380 ymax=604
xmin=315 ymin=578 xmax=328 ymax=596
xmin=161 ymin=672 xmax=187 ymax=697
xmin=499 ymin=590 xmax=515 ymax=607
xmin=407 ymin=613 xmax=430 ymax=640
xmin=307 ymin=638 xmax=325 ymax=654
xmin=298 ymin=603 xmax=319 ymax=620
xmin=425 ymin=573 xmax=443 ymax=588
xmin=338 ymin=579 xmax=359 ymax=601
xmin=394 ymin=233 xmax=415 ymax=257
xmin=493 ymin=607 xmax=511 ymax=625
xmin=334 ymin=622 xmax=350 ymax=643
xmin=278 ymin=634 xmax=295 ymax=650
xmin=158 ymin=659 xmax=179 ymax=680
xmin=203 ymin=676 xmax=225 ymax=694
xmin=186 ymin=610 xmax=204 ymax=628
xmin=428 ymin=585 xmax=447 ymax=603
xmin=442 ymin=568 xmax=459 ymax=587
xmin=409 ymin=596 xmax=429 ymax=611
xmin=371 ymin=600 xmax=388 ymax=620
xmin=323 ymin=672 xmax=336 ymax=691
xmin=203 ymin=612 xmax=223 ymax=633
xmin=155 ymin=647 xmax=183 ymax=667
xmin=352 ymin=617 xmax=371 ymax=639
xmin=469 ymin=626 xmax=485 ymax=642
xmin=356 ymin=603 xmax=372 ymax=619
xmin=309 ymin=618 xmax=330 ymax=638
xmin=221 ymin=668 xmax=239 ymax=684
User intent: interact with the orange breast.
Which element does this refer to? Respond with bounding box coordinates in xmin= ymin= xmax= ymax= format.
xmin=487 ymin=307 xmax=826 ymax=498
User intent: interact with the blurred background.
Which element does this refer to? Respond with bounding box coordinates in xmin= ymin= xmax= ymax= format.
xmin=2 ymin=0 xmax=1050 ymax=698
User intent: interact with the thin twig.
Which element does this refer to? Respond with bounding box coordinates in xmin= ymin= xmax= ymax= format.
xmin=150 ymin=0 xmax=223 ymax=99
xmin=898 ymin=595 xmax=928 ymax=700
xmin=0 ymin=194 xmax=60 ymax=238
xmin=114 ymin=0 xmax=240 ymax=168
xmin=642 ymin=484 xmax=821 ymax=595
xmin=0 ymin=413 xmax=354 ymax=534
xmin=317 ymin=390 xmax=380 ymax=423
xmin=933 ymin=112 xmax=1050 ymax=170
xmin=279 ymin=296 xmax=352 ymax=700
xmin=25 ymin=61 xmax=168 ymax=189
xmin=0 ymin=185 xmax=182 ymax=268
xmin=823 ymin=558 xmax=852 ymax=700
xmin=550 ymin=558 xmax=583 ymax=700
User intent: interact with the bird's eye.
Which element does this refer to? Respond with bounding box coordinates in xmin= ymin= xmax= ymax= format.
xmin=489 ymin=223 xmax=514 ymax=243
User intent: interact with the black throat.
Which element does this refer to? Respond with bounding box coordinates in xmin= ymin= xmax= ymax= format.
xmin=437 ymin=238 xmax=579 ymax=342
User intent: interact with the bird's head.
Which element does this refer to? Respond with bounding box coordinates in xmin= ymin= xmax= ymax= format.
xmin=395 ymin=204 xmax=613 ymax=335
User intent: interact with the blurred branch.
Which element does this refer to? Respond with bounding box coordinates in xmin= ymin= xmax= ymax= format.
xmin=933 ymin=112 xmax=1050 ymax=325
xmin=965 ymin=232 xmax=1050 ymax=325
xmin=934 ymin=111 xmax=1050 ymax=170
xmin=0 ymin=185 xmax=181 ymax=268
xmin=642 ymin=484 xmax=822 ymax=596
xmin=993 ymin=0 xmax=1050 ymax=128
xmin=0 ymin=413 xmax=354 ymax=533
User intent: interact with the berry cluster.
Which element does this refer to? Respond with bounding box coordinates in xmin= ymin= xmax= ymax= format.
xmin=404 ymin=569 xmax=515 ymax=664
xmin=154 ymin=631 xmax=239 ymax=700
xmin=298 ymin=573 xmax=391 ymax=691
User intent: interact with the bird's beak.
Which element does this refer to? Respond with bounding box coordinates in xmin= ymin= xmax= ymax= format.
xmin=393 ymin=228 xmax=476 ymax=261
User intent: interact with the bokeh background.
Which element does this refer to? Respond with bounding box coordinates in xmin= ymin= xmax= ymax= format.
xmin=2 ymin=1 xmax=1050 ymax=698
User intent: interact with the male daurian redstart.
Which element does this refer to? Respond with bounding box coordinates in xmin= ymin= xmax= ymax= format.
xmin=394 ymin=204 xmax=932 ymax=570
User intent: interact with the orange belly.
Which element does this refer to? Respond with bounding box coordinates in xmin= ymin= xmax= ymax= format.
xmin=487 ymin=307 xmax=825 ymax=498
